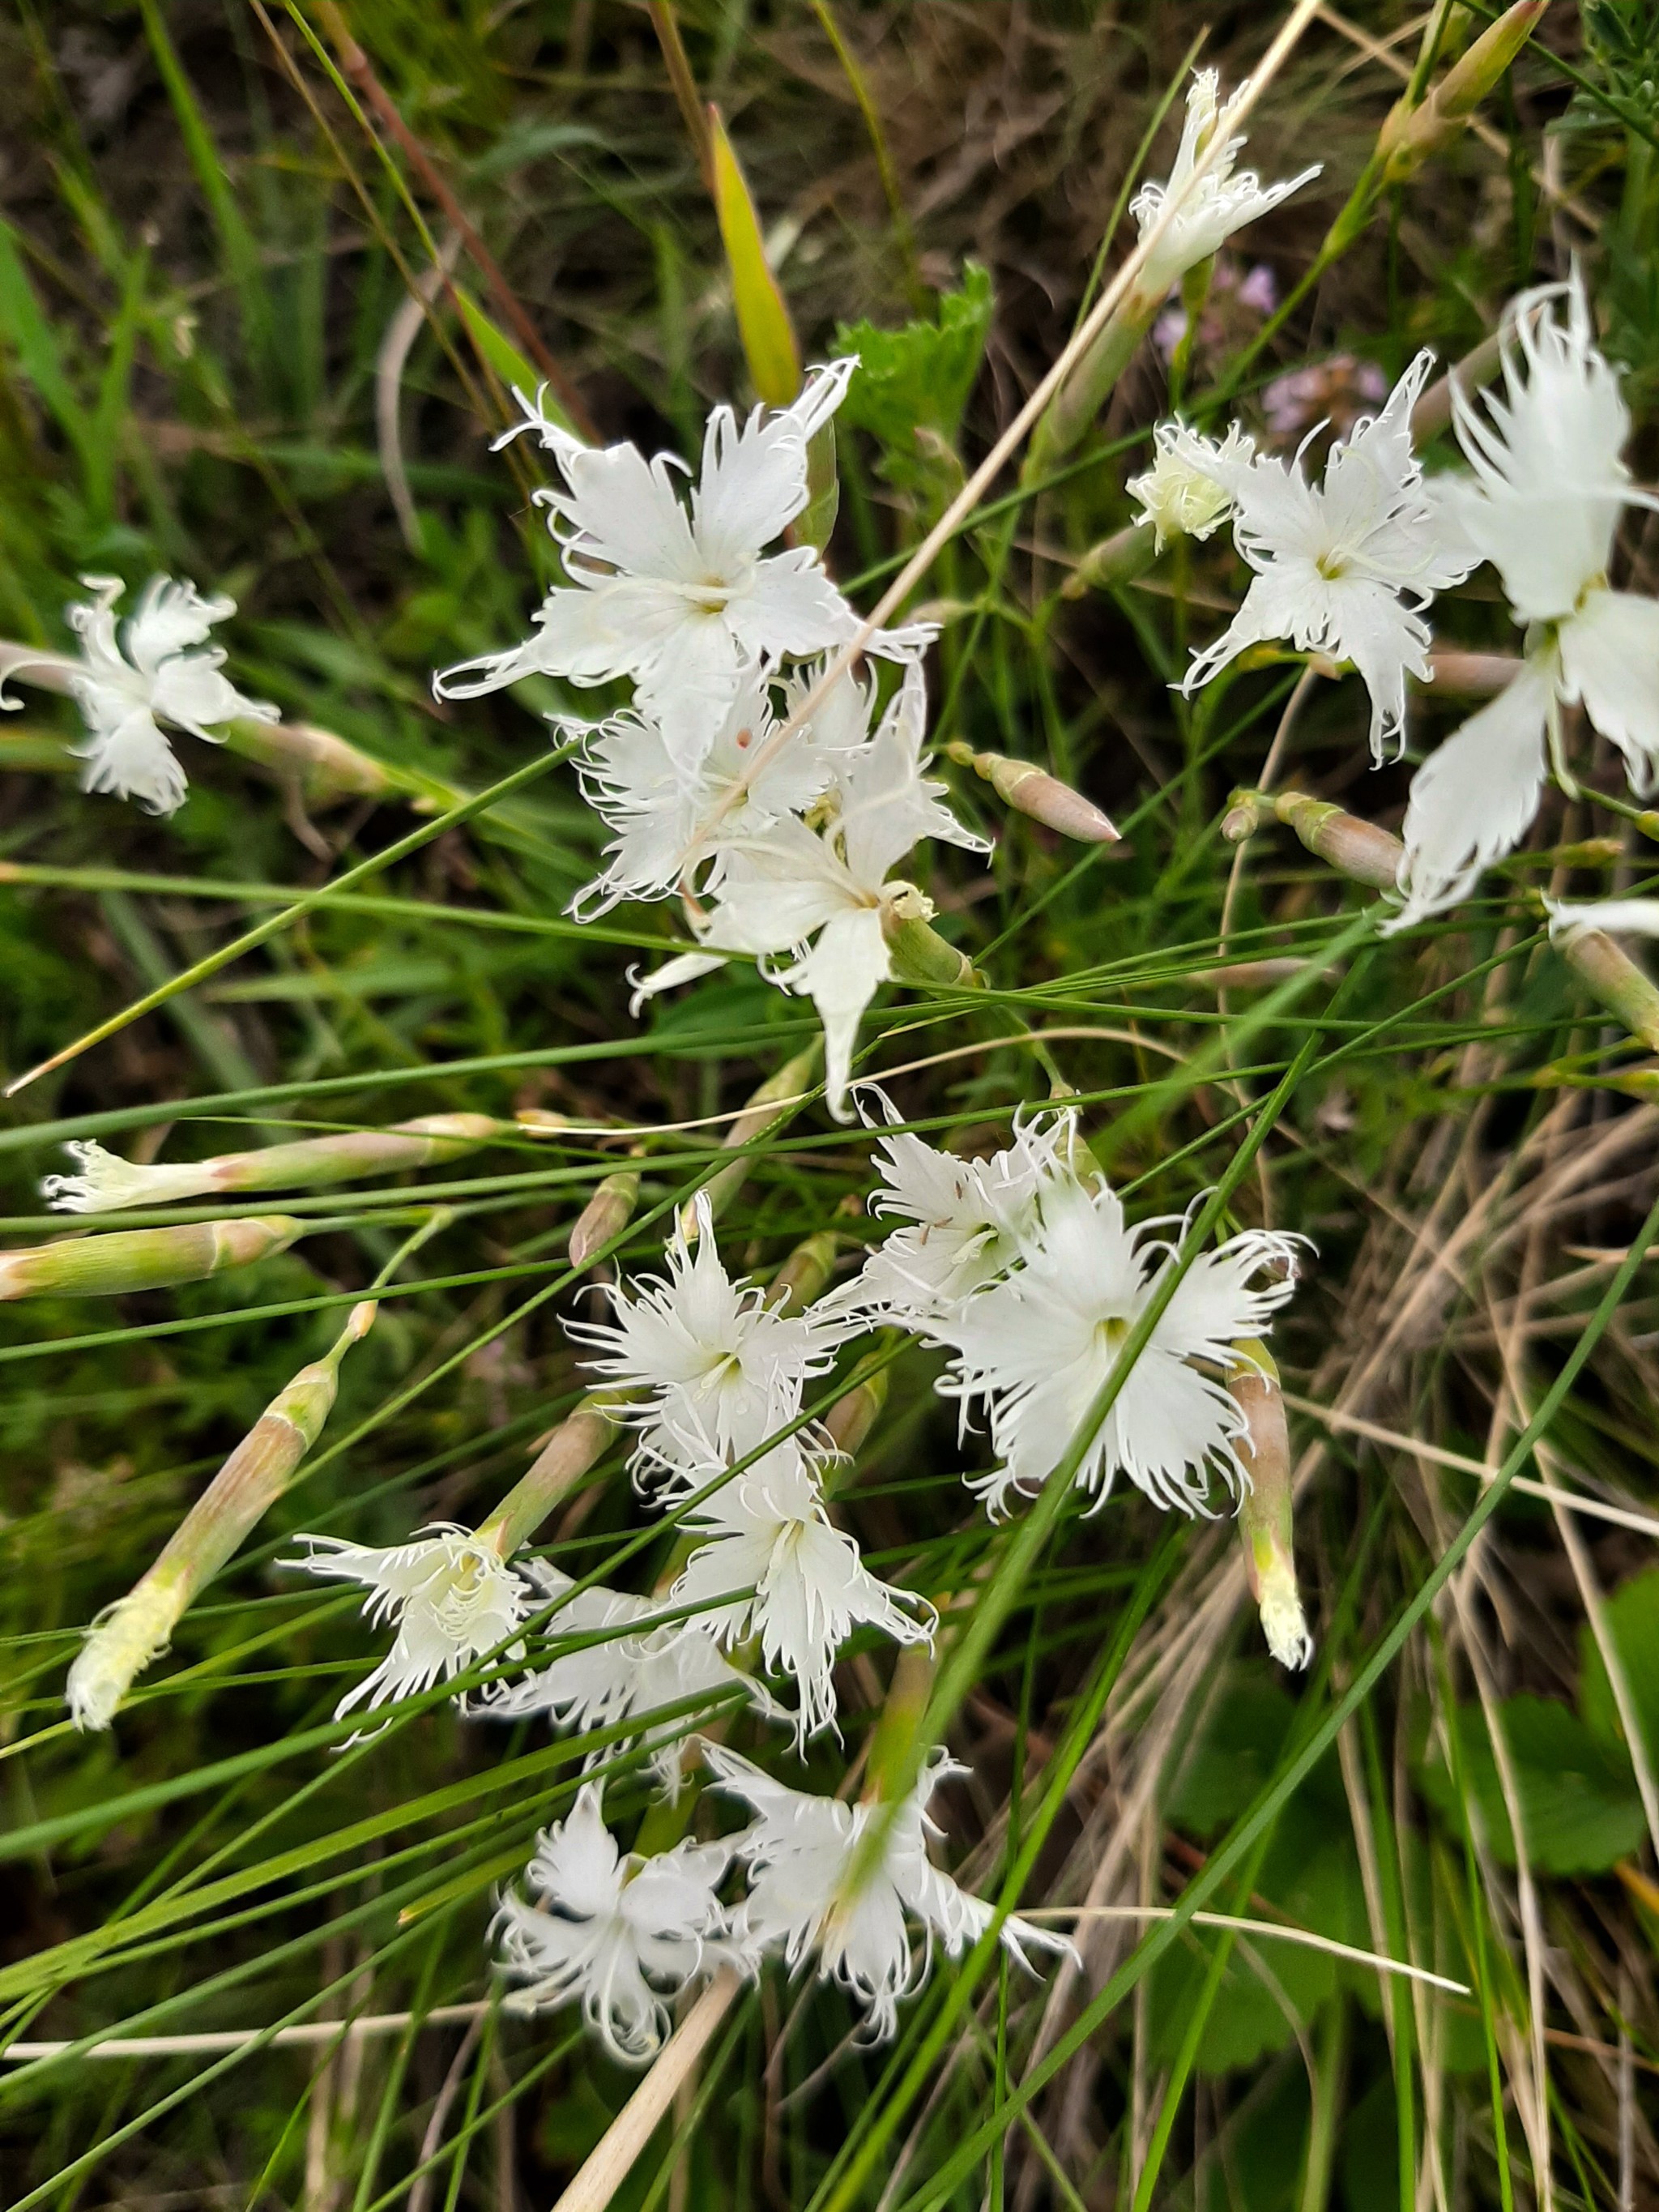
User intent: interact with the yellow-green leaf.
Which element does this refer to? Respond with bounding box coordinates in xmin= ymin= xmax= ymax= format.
xmin=709 ymin=105 xmax=800 ymax=409
xmin=454 ymin=282 xmax=575 ymax=433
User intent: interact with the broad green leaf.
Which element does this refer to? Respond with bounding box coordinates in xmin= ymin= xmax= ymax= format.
xmin=454 ymin=283 xmax=574 ymax=432
xmin=710 ymin=105 xmax=801 ymax=409
xmin=1580 ymin=1564 xmax=1659 ymax=1766
xmin=1420 ymin=1695 xmax=1644 ymax=1874
xmin=832 ymin=262 xmax=994 ymax=472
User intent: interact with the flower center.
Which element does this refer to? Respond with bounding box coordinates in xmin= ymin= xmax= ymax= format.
xmin=1094 ymin=1313 xmax=1132 ymax=1352
xmin=1316 ymin=549 xmax=1350 ymax=581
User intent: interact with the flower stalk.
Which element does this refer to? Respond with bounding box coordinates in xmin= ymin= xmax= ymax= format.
xmin=66 ymin=1299 xmax=377 ymax=1728
xmin=0 ymin=1214 xmax=302 ymax=1300
xmin=680 ymin=1040 xmax=824 ymax=1239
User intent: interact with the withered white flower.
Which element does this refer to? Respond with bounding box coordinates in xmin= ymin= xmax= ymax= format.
xmin=50 ymin=574 xmax=276 ymax=817
xmin=1542 ymin=896 xmax=1659 ymax=942
xmin=1128 ymin=419 xmax=1255 ymax=554
xmin=1393 ymin=277 xmax=1659 ymax=928
xmin=928 ymin=1178 xmax=1303 ymax=1518
xmin=569 ymin=663 xmax=873 ymax=917
xmin=42 ymin=1139 xmax=220 ymax=1215
xmin=1132 ymin=70 xmax=1320 ymax=301
xmin=671 ymin=1437 xmax=933 ymax=1745
xmin=569 ymin=1192 xmax=852 ymax=1481
xmin=494 ymin=1783 xmax=735 ymax=2063
xmin=433 ymin=362 xmax=927 ymax=765
xmin=476 ymin=1560 xmax=777 ymax=1795
xmin=1180 ymin=352 xmax=1475 ymax=761
xmin=706 ymin=1743 xmax=1071 ymax=2043
xmin=282 ymin=1525 xmax=534 ymax=1723
xmin=632 ymin=664 xmax=987 ymax=1119
xmin=837 ymin=1094 xmax=1079 ymax=1324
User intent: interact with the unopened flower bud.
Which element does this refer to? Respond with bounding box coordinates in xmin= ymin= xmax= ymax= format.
xmin=45 ymin=1113 xmax=505 ymax=1214
xmin=66 ymin=1300 xmax=375 ymax=1727
xmin=766 ymin=1229 xmax=839 ymax=1316
xmin=222 ymin=715 xmax=400 ymax=806
xmin=945 ymin=741 xmax=1119 ymax=844
xmin=1222 ymin=787 xmax=1265 ymax=843
xmin=1062 ymin=523 xmax=1158 ymax=600
xmin=1273 ymin=790 xmax=1404 ymax=890
xmin=821 ymin=1354 xmax=890 ymax=1460
xmin=476 ymin=1399 xmax=618 ymax=1558
xmin=881 ymin=892 xmax=981 ymax=993
xmin=1232 ymin=1344 xmax=1311 ymax=1670
xmin=1379 ymin=2 xmax=1546 ymax=181
xmin=1554 ymin=925 xmax=1659 ymax=1054
xmin=0 ymin=1214 xmax=301 ymax=1300
xmin=680 ymin=1040 xmax=824 ymax=1241
xmin=1425 ymin=647 xmax=1525 ymax=698
xmin=568 ymin=1164 xmax=642 ymax=1270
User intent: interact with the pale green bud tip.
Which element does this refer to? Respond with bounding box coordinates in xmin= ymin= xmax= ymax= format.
xmin=66 ymin=1581 xmax=181 ymax=1730
xmin=569 ymin=1169 xmax=642 ymax=1270
xmin=1252 ymin=1536 xmax=1314 ymax=1671
xmin=43 ymin=1141 xmax=215 ymax=1215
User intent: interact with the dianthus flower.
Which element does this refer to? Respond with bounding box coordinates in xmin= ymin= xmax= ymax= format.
xmin=1179 ymin=352 xmax=1475 ymax=761
xmin=706 ymin=1744 xmax=1071 ymax=2043
xmin=671 ymin=1438 xmax=933 ymax=1744
xmin=633 ymin=664 xmax=987 ymax=1118
xmin=1132 ymin=70 xmax=1320 ymax=301
xmin=569 ymin=1192 xmax=852 ymax=1481
xmin=1393 ymin=276 xmax=1659 ymax=927
xmin=494 ymin=1783 xmax=735 ymax=2062
xmin=928 ymin=1176 xmax=1303 ymax=1518
xmin=434 ymin=362 xmax=926 ymax=764
xmin=282 ymin=1525 xmax=535 ymax=1724
xmin=40 ymin=574 xmax=275 ymax=817
xmin=1128 ymin=420 xmax=1256 ymax=554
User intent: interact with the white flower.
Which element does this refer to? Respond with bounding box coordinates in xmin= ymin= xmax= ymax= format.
xmin=633 ymin=663 xmax=987 ymax=1119
xmin=569 ymin=663 xmax=873 ymax=917
xmin=1132 ymin=71 xmax=1320 ymax=301
xmin=1179 ymin=352 xmax=1476 ymax=762
xmin=433 ymin=362 xmax=928 ymax=766
xmin=569 ymin=1192 xmax=852 ymax=1480
xmin=282 ymin=1525 xmax=535 ymax=1723
xmin=928 ymin=1178 xmax=1303 ymax=1518
xmin=1543 ymin=896 xmax=1659 ymax=941
xmin=42 ymin=1140 xmax=218 ymax=1215
xmin=476 ymin=1561 xmax=777 ymax=1795
xmin=671 ymin=1437 xmax=933 ymax=1744
xmin=1128 ymin=420 xmax=1255 ymax=553
xmin=61 ymin=574 xmax=275 ymax=817
xmin=494 ymin=1783 xmax=734 ymax=2063
xmin=837 ymin=1095 xmax=1077 ymax=1323
xmin=706 ymin=1743 xmax=1071 ymax=2043
xmin=1392 ymin=278 xmax=1659 ymax=927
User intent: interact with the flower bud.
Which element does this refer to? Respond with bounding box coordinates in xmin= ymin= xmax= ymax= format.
xmin=66 ymin=1300 xmax=374 ymax=1727
xmin=221 ymin=715 xmax=400 ymax=806
xmin=680 ymin=1040 xmax=825 ymax=1240
xmin=945 ymin=741 xmax=1119 ymax=844
xmin=568 ymin=1164 xmax=642 ymax=1270
xmin=1379 ymin=2 xmax=1546 ymax=182
xmin=881 ymin=893 xmax=981 ymax=993
xmin=1026 ymin=305 xmax=1148 ymax=477
xmin=1062 ymin=523 xmax=1159 ymax=600
xmin=1231 ymin=1344 xmax=1311 ymax=1671
xmin=1222 ymin=787 xmax=1266 ymax=843
xmin=1424 ymin=647 xmax=1525 ymax=698
xmin=1273 ymin=791 xmax=1404 ymax=890
xmin=45 ymin=1113 xmax=505 ymax=1214
xmin=766 ymin=1229 xmax=839 ymax=1317
xmin=0 ymin=1214 xmax=301 ymax=1300
xmin=476 ymin=1399 xmax=618 ymax=1558
xmin=822 ymin=1355 xmax=890 ymax=1460
xmin=1555 ymin=926 xmax=1659 ymax=1054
